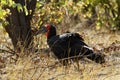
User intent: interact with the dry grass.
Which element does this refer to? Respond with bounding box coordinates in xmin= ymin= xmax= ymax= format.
xmin=0 ymin=26 xmax=120 ymax=80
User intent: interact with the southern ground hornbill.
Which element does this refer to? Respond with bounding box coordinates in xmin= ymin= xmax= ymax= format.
xmin=39 ymin=24 xmax=105 ymax=65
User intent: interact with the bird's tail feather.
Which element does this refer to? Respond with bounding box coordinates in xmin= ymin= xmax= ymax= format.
xmin=81 ymin=46 xmax=105 ymax=64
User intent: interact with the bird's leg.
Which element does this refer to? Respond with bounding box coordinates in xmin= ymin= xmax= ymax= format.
xmin=75 ymin=58 xmax=80 ymax=71
xmin=59 ymin=58 xmax=69 ymax=66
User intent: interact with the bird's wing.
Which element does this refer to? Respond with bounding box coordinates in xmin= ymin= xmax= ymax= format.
xmin=72 ymin=33 xmax=84 ymax=41
xmin=47 ymin=33 xmax=84 ymax=52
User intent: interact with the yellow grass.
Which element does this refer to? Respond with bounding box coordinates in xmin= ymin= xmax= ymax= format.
xmin=0 ymin=26 xmax=120 ymax=80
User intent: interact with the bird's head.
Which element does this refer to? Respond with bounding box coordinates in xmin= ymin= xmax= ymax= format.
xmin=37 ymin=24 xmax=56 ymax=39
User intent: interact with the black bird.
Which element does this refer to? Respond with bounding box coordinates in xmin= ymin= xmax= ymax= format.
xmin=40 ymin=24 xmax=105 ymax=65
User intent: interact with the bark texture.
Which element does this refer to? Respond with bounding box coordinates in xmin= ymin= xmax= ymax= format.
xmin=5 ymin=0 xmax=37 ymax=52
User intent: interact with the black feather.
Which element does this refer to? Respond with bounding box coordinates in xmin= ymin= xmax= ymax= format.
xmin=46 ymin=24 xmax=105 ymax=65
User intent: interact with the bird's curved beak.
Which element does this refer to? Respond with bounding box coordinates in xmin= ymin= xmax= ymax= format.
xmin=40 ymin=26 xmax=48 ymax=33
xmin=34 ymin=26 xmax=47 ymax=35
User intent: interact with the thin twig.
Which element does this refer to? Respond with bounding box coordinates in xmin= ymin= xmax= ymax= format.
xmin=36 ymin=68 xmax=46 ymax=80
xmin=0 ymin=48 xmax=14 ymax=54
xmin=6 ymin=46 xmax=16 ymax=54
xmin=30 ymin=67 xmax=38 ymax=79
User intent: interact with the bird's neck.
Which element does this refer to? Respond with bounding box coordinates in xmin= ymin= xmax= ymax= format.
xmin=46 ymin=30 xmax=56 ymax=39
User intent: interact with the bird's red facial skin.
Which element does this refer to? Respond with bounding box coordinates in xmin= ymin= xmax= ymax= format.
xmin=45 ymin=24 xmax=51 ymax=38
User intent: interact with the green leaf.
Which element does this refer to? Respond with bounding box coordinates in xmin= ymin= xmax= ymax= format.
xmin=24 ymin=6 xmax=28 ymax=15
xmin=0 ymin=8 xmax=7 ymax=19
xmin=16 ymin=3 xmax=23 ymax=12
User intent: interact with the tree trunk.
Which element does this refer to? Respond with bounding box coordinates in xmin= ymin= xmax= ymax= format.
xmin=116 ymin=0 xmax=120 ymax=30
xmin=5 ymin=0 xmax=37 ymax=52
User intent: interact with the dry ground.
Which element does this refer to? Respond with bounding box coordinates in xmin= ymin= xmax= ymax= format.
xmin=0 ymin=26 xmax=120 ymax=80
